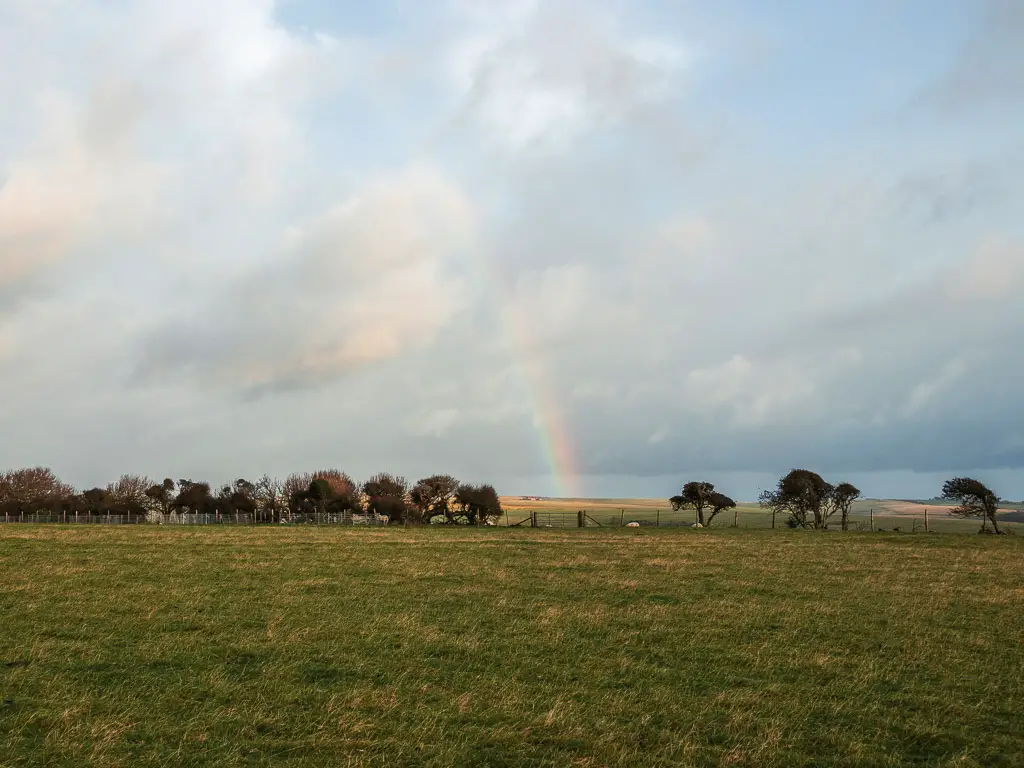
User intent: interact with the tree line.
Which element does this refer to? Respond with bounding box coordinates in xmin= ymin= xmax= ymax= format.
xmin=671 ymin=470 xmax=1009 ymax=534
xmin=0 ymin=465 xmax=1010 ymax=533
xmin=0 ymin=468 xmax=503 ymax=525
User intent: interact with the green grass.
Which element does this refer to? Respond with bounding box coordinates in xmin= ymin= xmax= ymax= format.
xmin=500 ymin=497 xmax=1023 ymax=533
xmin=1 ymin=527 xmax=1022 ymax=767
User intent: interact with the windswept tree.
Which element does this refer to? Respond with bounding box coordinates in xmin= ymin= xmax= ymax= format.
xmin=760 ymin=469 xmax=833 ymax=529
xmin=708 ymin=492 xmax=737 ymax=526
xmin=670 ymin=482 xmax=719 ymax=526
xmin=942 ymin=477 xmax=1004 ymax=534
xmin=363 ymin=473 xmax=411 ymax=523
xmin=454 ymin=483 xmax=503 ymax=525
xmin=830 ymin=482 xmax=861 ymax=531
xmin=410 ymin=474 xmax=460 ymax=524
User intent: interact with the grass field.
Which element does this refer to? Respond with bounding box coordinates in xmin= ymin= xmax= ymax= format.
xmin=499 ymin=497 xmax=1024 ymax=533
xmin=2 ymin=527 xmax=1022 ymax=767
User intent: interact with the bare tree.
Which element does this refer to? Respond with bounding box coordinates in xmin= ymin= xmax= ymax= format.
xmin=0 ymin=467 xmax=75 ymax=514
xmin=283 ymin=473 xmax=311 ymax=517
xmin=253 ymin=475 xmax=285 ymax=523
xmin=107 ymin=474 xmax=153 ymax=515
xmin=942 ymin=477 xmax=1004 ymax=534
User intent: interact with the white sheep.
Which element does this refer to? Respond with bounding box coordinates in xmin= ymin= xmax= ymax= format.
xmin=626 ymin=521 xmax=641 ymax=528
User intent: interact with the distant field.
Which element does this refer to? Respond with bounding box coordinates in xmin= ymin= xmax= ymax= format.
xmin=2 ymin=526 xmax=1022 ymax=766
xmin=499 ymin=497 xmax=1024 ymax=532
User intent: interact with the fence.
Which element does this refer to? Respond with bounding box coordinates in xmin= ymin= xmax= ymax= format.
xmin=507 ymin=508 xmax=704 ymax=528
xmin=501 ymin=507 xmax=1020 ymax=534
xmin=0 ymin=510 xmax=390 ymax=526
xmin=2 ymin=511 xmax=146 ymax=525
xmin=1 ymin=508 xmax=1017 ymax=533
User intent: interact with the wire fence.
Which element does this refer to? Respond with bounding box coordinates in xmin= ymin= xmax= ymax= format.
xmin=502 ymin=507 xmax=1020 ymax=534
xmin=0 ymin=510 xmax=390 ymax=526
xmin=0 ymin=507 xmax=1017 ymax=533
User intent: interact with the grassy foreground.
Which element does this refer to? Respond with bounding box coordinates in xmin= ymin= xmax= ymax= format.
xmin=1 ymin=527 xmax=1022 ymax=767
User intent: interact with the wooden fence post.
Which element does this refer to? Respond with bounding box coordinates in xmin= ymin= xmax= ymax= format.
xmin=619 ymin=509 xmax=624 ymax=527
xmin=577 ymin=510 xmax=584 ymax=528
xmin=734 ymin=508 xmax=739 ymax=528
xmin=656 ymin=509 xmax=660 ymax=527
xmin=924 ymin=508 xmax=929 ymax=533
xmin=531 ymin=511 xmax=537 ymax=528
xmin=870 ymin=508 xmax=874 ymax=531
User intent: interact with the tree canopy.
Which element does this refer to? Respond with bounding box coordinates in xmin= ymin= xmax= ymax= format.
xmin=760 ymin=469 xmax=833 ymax=529
xmin=942 ymin=477 xmax=1003 ymax=534
xmin=670 ymin=482 xmax=734 ymax=526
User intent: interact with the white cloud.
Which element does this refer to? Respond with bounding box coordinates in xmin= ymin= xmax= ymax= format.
xmin=139 ymin=164 xmax=476 ymax=392
xmin=447 ymin=0 xmax=689 ymax=151
xmin=648 ymin=425 xmax=669 ymax=444
xmin=0 ymin=0 xmax=353 ymax=296
xmin=1 ymin=0 xmax=1023 ymax=495
xmin=904 ymin=359 xmax=968 ymax=416
xmin=946 ymin=237 xmax=1024 ymax=301
xmin=409 ymin=408 xmax=460 ymax=437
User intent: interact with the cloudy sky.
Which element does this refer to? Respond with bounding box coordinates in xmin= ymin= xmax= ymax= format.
xmin=1 ymin=0 xmax=1022 ymax=500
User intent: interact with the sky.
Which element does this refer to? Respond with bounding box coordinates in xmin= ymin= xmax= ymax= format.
xmin=1 ymin=0 xmax=1023 ymax=501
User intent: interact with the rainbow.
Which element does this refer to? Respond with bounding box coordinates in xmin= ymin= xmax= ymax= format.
xmin=462 ymin=225 xmax=581 ymax=498
xmin=494 ymin=290 xmax=579 ymax=499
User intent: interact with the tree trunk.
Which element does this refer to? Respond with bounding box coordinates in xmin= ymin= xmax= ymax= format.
xmin=989 ymin=511 xmax=1001 ymax=535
